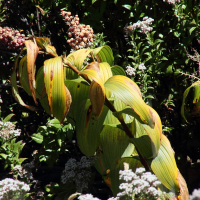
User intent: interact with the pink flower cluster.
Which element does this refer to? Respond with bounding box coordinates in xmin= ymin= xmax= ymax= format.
xmin=60 ymin=9 xmax=94 ymax=50
xmin=0 ymin=27 xmax=25 ymax=50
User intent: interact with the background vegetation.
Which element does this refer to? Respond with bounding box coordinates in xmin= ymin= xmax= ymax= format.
xmin=0 ymin=0 xmax=200 ymax=199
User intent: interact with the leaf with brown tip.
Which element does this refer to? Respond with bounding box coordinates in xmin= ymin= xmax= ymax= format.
xmin=44 ymin=57 xmax=72 ymax=122
xmin=176 ymin=170 xmax=189 ymax=200
xmin=80 ymin=62 xmax=105 ymax=119
xmin=25 ymin=40 xmax=39 ymax=105
xmin=11 ymin=54 xmax=37 ymax=111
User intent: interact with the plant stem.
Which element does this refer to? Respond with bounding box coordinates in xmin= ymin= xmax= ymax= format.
xmin=64 ymin=60 xmax=150 ymax=171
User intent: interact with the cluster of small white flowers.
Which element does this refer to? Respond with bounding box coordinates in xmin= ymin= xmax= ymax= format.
xmin=189 ymin=188 xmax=200 ymax=199
xmin=163 ymin=0 xmax=181 ymax=5
xmin=13 ymin=161 xmax=35 ymax=181
xmin=0 ymin=94 xmax=2 ymax=103
xmin=78 ymin=193 xmax=101 ymax=200
xmin=138 ymin=63 xmax=146 ymax=71
xmin=108 ymin=167 xmax=174 ymax=200
xmin=61 ymin=156 xmax=96 ymax=192
xmin=0 ymin=178 xmax=30 ymax=199
xmin=124 ymin=17 xmax=154 ymax=35
xmin=125 ymin=65 xmax=136 ymax=76
xmin=0 ymin=121 xmax=21 ymax=140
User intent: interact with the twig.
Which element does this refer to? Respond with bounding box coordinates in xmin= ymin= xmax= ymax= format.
xmin=178 ymin=70 xmax=200 ymax=81
xmin=36 ymin=7 xmax=41 ymax=37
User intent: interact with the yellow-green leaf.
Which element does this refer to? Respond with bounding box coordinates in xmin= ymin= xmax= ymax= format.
xmin=11 ymin=54 xmax=37 ymax=111
xmin=100 ymin=124 xmax=135 ymax=168
xmin=99 ymin=62 xmax=113 ymax=98
xmin=35 ymin=66 xmax=51 ymax=115
xmin=18 ymin=55 xmax=31 ymax=95
xmin=151 ymin=134 xmax=179 ymax=193
xmin=65 ymin=48 xmax=93 ymax=70
xmin=92 ymin=45 xmax=114 ymax=66
xmin=35 ymin=37 xmax=58 ymax=57
xmin=80 ymin=62 xmax=105 ymax=118
xmin=44 ymin=57 xmax=72 ymax=122
xmin=111 ymin=65 xmax=126 ymax=76
xmin=25 ymin=40 xmax=39 ymax=106
xmin=76 ymin=99 xmax=109 ymax=156
xmin=104 ymin=75 xmax=154 ymax=128
xmin=181 ymin=80 xmax=200 ymax=122
xmin=64 ymin=78 xmax=90 ymax=121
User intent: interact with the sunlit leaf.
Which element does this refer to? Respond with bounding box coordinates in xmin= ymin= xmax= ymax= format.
xmin=65 ymin=78 xmax=90 ymax=121
xmin=11 ymin=54 xmax=37 ymax=111
xmin=177 ymin=170 xmax=189 ymax=200
xmin=3 ymin=114 xmax=15 ymax=123
xmin=93 ymin=46 xmax=114 ymax=66
xmin=111 ymin=65 xmax=126 ymax=76
xmin=104 ymin=75 xmax=155 ymax=128
xmin=181 ymin=80 xmax=200 ymax=122
xmin=44 ymin=57 xmax=72 ymax=122
xmin=35 ymin=66 xmax=51 ymax=115
xmin=100 ymin=124 xmax=135 ymax=168
xmin=35 ymin=37 xmax=58 ymax=57
xmin=18 ymin=55 xmax=31 ymax=95
xmin=76 ymin=99 xmax=109 ymax=156
xmin=25 ymin=40 xmax=39 ymax=105
xmin=151 ymin=134 xmax=179 ymax=193
xmin=80 ymin=62 xmax=105 ymax=118
xmin=65 ymin=48 xmax=93 ymax=70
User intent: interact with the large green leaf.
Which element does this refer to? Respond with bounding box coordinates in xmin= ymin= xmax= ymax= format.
xmin=64 ymin=78 xmax=90 ymax=121
xmin=65 ymin=49 xmax=93 ymax=70
xmin=181 ymin=80 xmax=200 ymax=122
xmin=130 ymin=119 xmax=156 ymax=159
xmin=92 ymin=46 xmax=114 ymax=66
xmin=99 ymin=62 xmax=113 ymax=98
xmin=18 ymin=55 xmax=31 ymax=95
xmin=44 ymin=57 xmax=72 ymax=122
xmin=25 ymin=40 xmax=39 ymax=105
xmin=35 ymin=66 xmax=51 ymax=115
xmin=111 ymin=65 xmax=126 ymax=76
xmin=104 ymin=75 xmax=155 ymax=128
xmin=100 ymin=124 xmax=135 ymax=168
xmin=11 ymin=53 xmax=37 ymax=111
xmin=76 ymin=99 xmax=110 ymax=156
xmin=151 ymin=134 xmax=179 ymax=193
xmin=79 ymin=62 xmax=105 ymax=118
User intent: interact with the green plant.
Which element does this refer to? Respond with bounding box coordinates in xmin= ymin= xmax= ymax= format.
xmin=0 ymin=114 xmax=26 ymax=170
xmin=32 ymin=118 xmax=74 ymax=167
xmin=10 ymin=37 xmax=188 ymax=199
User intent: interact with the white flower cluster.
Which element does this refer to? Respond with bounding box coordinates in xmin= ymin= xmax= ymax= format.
xmin=163 ymin=0 xmax=181 ymax=5
xmin=125 ymin=63 xmax=146 ymax=76
xmin=0 ymin=178 xmax=30 ymax=199
xmin=60 ymin=9 xmax=94 ymax=50
xmin=13 ymin=161 xmax=35 ymax=181
xmin=61 ymin=156 xmax=96 ymax=192
xmin=78 ymin=193 xmax=100 ymax=200
xmin=124 ymin=17 xmax=154 ymax=35
xmin=0 ymin=121 xmax=21 ymax=140
xmin=190 ymin=188 xmax=200 ymax=200
xmin=138 ymin=63 xmax=146 ymax=71
xmin=108 ymin=167 xmax=174 ymax=200
xmin=125 ymin=65 xmax=136 ymax=76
